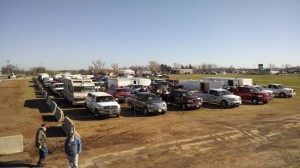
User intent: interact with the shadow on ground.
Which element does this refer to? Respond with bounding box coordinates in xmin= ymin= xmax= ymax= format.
xmin=24 ymin=99 xmax=51 ymax=113
xmin=46 ymin=126 xmax=66 ymax=137
xmin=0 ymin=160 xmax=36 ymax=167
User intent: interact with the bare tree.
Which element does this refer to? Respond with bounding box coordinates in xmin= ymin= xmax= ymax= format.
xmin=89 ymin=59 xmax=106 ymax=75
xmin=283 ymin=64 xmax=292 ymax=71
xmin=129 ymin=65 xmax=145 ymax=75
xmin=148 ymin=61 xmax=161 ymax=73
xmin=269 ymin=63 xmax=276 ymax=70
xmin=1 ymin=64 xmax=19 ymax=75
xmin=111 ymin=63 xmax=119 ymax=73
xmin=173 ymin=62 xmax=181 ymax=69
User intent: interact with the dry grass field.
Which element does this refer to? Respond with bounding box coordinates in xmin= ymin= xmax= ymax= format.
xmin=0 ymin=74 xmax=300 ymax=168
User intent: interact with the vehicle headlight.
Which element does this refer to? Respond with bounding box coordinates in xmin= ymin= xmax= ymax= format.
xmin=285 ymin=90 xmax=292 ymax=93
xmin=257 ymin=95 xmax=263 ymax=98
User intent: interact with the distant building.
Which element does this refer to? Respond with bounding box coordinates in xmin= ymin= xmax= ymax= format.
xmin=171 ymin=69 xmax=193 ymax=74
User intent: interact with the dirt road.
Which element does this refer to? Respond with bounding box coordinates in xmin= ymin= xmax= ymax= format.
xmin=0 ymin=78 xmax=300 ymax=168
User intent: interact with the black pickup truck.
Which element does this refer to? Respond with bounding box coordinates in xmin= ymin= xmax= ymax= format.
xmin=162 ymin=89 xmax=202 ymax=110
xmin=127 ymin=92 xmax=167 ymax=115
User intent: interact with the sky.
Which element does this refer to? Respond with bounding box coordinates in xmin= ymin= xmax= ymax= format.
xmin=0 ymin=0 xmax=299 ymax=70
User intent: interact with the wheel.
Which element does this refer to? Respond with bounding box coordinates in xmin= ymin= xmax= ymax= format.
xmin=263 ymin=101 xmax=268 ymax=104
xmin=181 ymin=104 xmax=187 ymax=110
xmin=252 ymin=97 xmax=259 ymax=104
xmin=143 ymin=108 xmax=149 ymax=116
xmin=129 ymin=103 xmax=134 ymax=110
xmin=279 ymin=93 xmax=286 ymax=98
xmin=221 ymin=100 xmax=228 ymax=108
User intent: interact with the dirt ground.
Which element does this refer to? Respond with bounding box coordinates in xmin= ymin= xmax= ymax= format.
xmin=1 ymin=78 xmax=300 ymax=168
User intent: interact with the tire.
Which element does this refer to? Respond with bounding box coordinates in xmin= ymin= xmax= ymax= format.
xmin=279 ymin=93 xmax=286 ymax=98
xmin=263 ymin=101 xmax=268 ymax=104
xmin=129 ymin=103 xmax=134 ymax=110
xmin=221 ymin=100 xmax=228 ymax=109
xmin=252 ymin=97 xmax=259 ymax=104
xmin=143 ymin=107 xmax=149 ymax=116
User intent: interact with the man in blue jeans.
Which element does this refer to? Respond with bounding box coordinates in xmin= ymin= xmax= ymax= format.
xmin=65 ymin=133 xmax=82 ymax=168
xmin=35 ymin=124 xmax=48 ymax=167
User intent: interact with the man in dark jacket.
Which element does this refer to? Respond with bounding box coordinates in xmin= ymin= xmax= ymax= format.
xmin=65 ymin=133 xmax=82 ymax=168
xmin=35 ymin=124 xmax=48 ymax=167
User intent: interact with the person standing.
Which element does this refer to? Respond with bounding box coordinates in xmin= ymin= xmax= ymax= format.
xmin=35 ymin=123 xmax=48 ymax=167
xmin=65 ymin=133 xmax=82 ymax=168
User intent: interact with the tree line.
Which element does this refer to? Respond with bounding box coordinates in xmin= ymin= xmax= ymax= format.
xmin=1 ymin=59 xmax=298 ymax=76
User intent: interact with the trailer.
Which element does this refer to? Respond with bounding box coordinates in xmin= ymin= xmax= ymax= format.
xmin=202 ymin=77 xmax=253 ymax=88
xmin=179 ymin=80 xmax=224 ymax=92
xmin=129 ymin=78 xmax=151 ymax=86
xmin=63 ymin=78 xmax=95 ymax=106
xmin=107 ymin=78 xmax=132 ymax=89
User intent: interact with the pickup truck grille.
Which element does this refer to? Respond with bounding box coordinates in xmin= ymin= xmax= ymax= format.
xmin=104 ymin=105 xmax=118 ymax=109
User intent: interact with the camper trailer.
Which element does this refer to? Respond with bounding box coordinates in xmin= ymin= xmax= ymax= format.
xmin=129 ymin=78 xmax=151 ymax=86
xmin=179 ymin=80 xmax=224 ymax=92
xmin=63 ymin=78 xmax=95 ymax=106
xmin=107 ymin=78 xmax=132 ymax=89
xmin=202 ymin=77 xmax=253 ymax=88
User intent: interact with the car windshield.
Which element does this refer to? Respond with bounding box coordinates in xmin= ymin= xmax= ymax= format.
xmin=255 ymin=86 xmax=263 ymax=91
xmin=277 ymin=85 xmax=285 ymax=89
xmin=74 ymin=86 xmax=95 ymax=93
xmin=144 ymin=94 xmax=160 ymax=100
xmin=96 ymin=96 xmax=114 ymax=102
xmin=249 ymin=87 xmax=260 ymax=92
xmin=218 ymin=90 xmax=232 ymax=95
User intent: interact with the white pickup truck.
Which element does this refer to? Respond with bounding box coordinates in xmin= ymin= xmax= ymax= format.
xmin=267 ymin=84 xmax=296 ymax=98
xmin=193 ymin=89 xmax=242 ymax=108
xmin=85 ymin=92 xmax=121 ymax=118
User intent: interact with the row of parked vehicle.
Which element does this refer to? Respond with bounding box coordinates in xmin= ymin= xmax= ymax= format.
xmin=38 ymin=73 xmax=296 ymax=119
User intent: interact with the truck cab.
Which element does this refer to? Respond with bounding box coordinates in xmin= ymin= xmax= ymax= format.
xmin=193 ymin=89 xmax=241 ymax=108
xmin=233 ymin=86 xmax=272 ymax=104
xmin=85 ymin=92 xmax=120 ymax=118
xmin=267 ymin=84 xmax=296 ymax=98
xmin=163 ymin=89 xmax=202 ymax=110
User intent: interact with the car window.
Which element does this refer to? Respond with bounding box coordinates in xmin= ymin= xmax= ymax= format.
xmin=96 ymin=96 xmax=114 ymax=102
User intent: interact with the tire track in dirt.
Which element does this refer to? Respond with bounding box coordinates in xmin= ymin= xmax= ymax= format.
xmin=82 ymin=124 xmax=292 ymax=167
xmin=79 ymin=115 xmax=300 ymax=168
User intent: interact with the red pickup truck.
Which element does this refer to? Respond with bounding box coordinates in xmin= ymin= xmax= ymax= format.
xmin=107 ymin=87 xmax=131 ymax=103
xmin=232 ymin=86 xmax=272 ymax=104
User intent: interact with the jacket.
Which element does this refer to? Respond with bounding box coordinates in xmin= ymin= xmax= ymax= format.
xmin=35 ymin=128 xmax=47 ymax=148
xmin=65 ymin=135 xmax=82 ymax=156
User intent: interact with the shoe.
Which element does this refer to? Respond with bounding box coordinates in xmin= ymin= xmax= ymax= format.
xmin=37 ymin=163 xmax=44 ymax=167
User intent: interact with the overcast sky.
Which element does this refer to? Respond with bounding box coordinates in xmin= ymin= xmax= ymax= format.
xmin=1 ymin=0 xmax=299 ymax=70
